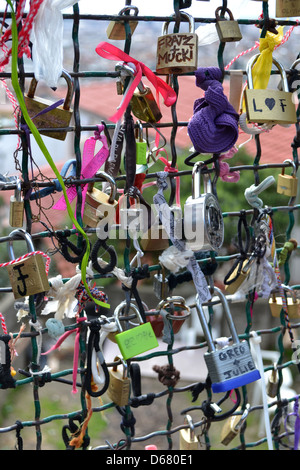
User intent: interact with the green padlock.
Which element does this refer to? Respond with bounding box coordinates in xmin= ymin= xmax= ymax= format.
xmin=113 ymin=301 xmax=158 ymax=360
xmin=135 ymin=120 xmax=147 ymax=166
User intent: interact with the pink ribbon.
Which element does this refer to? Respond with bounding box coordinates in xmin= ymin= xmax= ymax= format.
xmin=53 ymin=124 xmax=109 ymax=217
xmin=95 ymin=42 xmax=177 ymax=123
xmin=42 ymin=317 xmax=86 ymax=394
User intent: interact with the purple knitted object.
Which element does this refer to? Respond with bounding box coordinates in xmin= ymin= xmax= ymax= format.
xmin=188 ymin=67 xmax=239 ymax=154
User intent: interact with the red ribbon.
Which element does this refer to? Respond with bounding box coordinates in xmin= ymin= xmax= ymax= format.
xmin=95 ymin=42 xmax=177 ymax=122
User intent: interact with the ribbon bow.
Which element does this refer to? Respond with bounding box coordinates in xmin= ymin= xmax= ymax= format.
xmin=53 ymin=124 xmax=109 ymax=217
xmin=95 ymin=42 xmax=177 ymax=123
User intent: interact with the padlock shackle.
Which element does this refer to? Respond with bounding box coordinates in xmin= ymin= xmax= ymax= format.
xmin=282 ymin=159 xmax=297 ymax=177
xmin=215 ymin=6 xmax=235 ymax=21
xmin=88 ymin=171 xmax=117 ymax=204
xmin=118 ymin=5 xmax=139 ymax=16
xmin=162 ymin=11 xmax=195 ymax=35
xmin=246 ymin=54 xmax=289 ymax=92
xmin=14 ymin=177 xmax=22 ymax=202
xmin=195 ymin=298 xmax=216 ymax=353
xmin=113 ymin=301 xmax=144 ymax=332
xmin=7 ymin=229 xmax=35 ymax=261
xmin=27 ymin=70 xmax=74 ymax=111
xmin=158 ymin=296 xmax=191 ymax=320
xmin=192 ymin=161 xmax=212 ymax=199
xmin=281 ymin=284 xmax=298 ymax=303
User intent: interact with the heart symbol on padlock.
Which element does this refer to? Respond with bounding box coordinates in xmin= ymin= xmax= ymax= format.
xmin=265 ymin=98 xmax=276 ymax=111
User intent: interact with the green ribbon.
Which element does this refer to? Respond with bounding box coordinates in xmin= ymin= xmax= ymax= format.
xmin=7 ymin=0 xmax=109 ymax=309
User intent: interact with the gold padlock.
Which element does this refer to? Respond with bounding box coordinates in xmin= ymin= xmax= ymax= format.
xmin=24 ymin=70 xmax=73 ymax=141
xmin=83 ymin=172 xmax=118 ymax=229
xmin=140 ymin=214 xmax=170 ymax=252
xmin=221 ymin=405 xmax=250 ymax=446
xmin=224 ymin=259 xmax=253 ymax=295
xmin=266 ymin=364 xmax=279 ymax=398
xmin=106 ymin=6 xmax=139 ymax=40
xmin=107 ymin=357 xmax=130 ymax=407
xmin=277 ymin=159 xmax=298 ymax=197
xmin=156 ymin=11 xmax=198 ymax=75
xmin=179 ymin=415 xmax=199 ymax=450
xmin=269 ymin=285 xmax=300 ymax=319
xmin=244 ymin=54 xmax=297 ymax=126
xmin=276 ymin=0 xmax=300 ymax=18
xmin=215 ymin=7 xmax=242 ymax=43
xmin=9 ymin=178 xmax=24 ymax=228
xmin=6 ymin=229 xmax=50 ymax=299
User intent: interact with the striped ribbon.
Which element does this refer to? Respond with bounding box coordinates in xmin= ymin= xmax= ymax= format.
xmin=0 ymin=250 xmax=51 ymax=275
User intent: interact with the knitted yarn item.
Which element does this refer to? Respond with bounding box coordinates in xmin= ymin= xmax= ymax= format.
xmin=187 ymin=67 xmax=239 ymax=154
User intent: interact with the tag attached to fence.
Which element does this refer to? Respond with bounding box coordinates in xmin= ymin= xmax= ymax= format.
xmin=115 ymin=323 xmax=158 ymax=360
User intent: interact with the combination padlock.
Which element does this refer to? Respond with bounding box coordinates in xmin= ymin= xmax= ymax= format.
xmin=215 ymin=7 xmax=242 ymax=43
xmin=244 ymin=54 xmax=297 ymax=126
xmin=266 ymin=364 xmax=279 ymax=398
xmin=9 ymin=178 xmax=24 ymax=228
xmin=113 ymin=301 xmax=158 ymax=360
xmin=106 ymin=6 xmax=139 ymax=40
xmin=156 ymin=12 xmax=198 ymax=75
xmin=107 ymin=357 xmax=130 ymax=407
xmin=83 ymin=171 xmax=118 ymax=229
xmin=24 ymin=70 xmax=74 ymax=141
xmin=195 ymin=286 xmax=260 ymax=393
xmin=184 ymin=162 xmax=224 ymax=252
xmin=277 ymin=159 xmax=298 ymax=197
xmin=269 ymin=285 xmax=300 ymax=319
xmin=6 ymin=229 xmax=50 ymax=299
xmin=179 ymin=415 xmax=199 ymax=450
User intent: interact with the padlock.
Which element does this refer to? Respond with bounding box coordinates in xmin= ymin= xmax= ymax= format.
xmin=9 ymin=178 xmax=24 ymax=228
xmin=179 ymin=415 xmax=199 ymax=450
xmin=83 ymin=171 xmax=118 ymax=229
xmin=135 ymin=120 xmax=147 ymax=166
xmin=195 ymin=286 xmax=260 ymax=393
xmin=114 ymin=301 xmax=158 ymax=360
xmin=266 ymin=364 xmax=279 ymax=398
xmin=276 ymin=0 xmax=300 ymax=18
xmin=130 ymin=79 xmax=162 ymax=124
xmin=156 ymin=12 xmax=198 ymax=75
xmin=224 ymin=259 xmax=253 ymax=295
xmin=106 ymin=6 xmax=139 ymax=40
xmin=107 ymin=357 xmax=130 ymax=407
xmin=24 ymin=70 xmax=73 ymax=141
xmin=6 ymin=229 xmax=50 ymax=299
xmin=149 ymin=296 xmax=190 ymax=337
xmin=184 ymin=162 xmax=224 ymax=252
xmin=221 ymin=404 xmax=250 ymax=445
xmin=269 ymin=285 xmax=300 ymax=318
xmin=153 ymin=266 xmax=170 ymax=300
xmin=244 ymin=54 xmax=297 ymax=126
xmin=215 ymin=7 xmax=242 ymax=43
xmin=140 ymin=214 xmax=170 ymax=252
xmin=277 ymin=159 xmax=298 ymax=197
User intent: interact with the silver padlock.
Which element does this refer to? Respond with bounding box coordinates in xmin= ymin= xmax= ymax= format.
xmin=195 ymin=286 xmax=260 ymax=393
xmin=184 ymin=162 xmax=224 ymax=252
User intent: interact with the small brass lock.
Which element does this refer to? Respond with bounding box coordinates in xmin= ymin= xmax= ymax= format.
xmin=244 ymin=54 xmax=297 ymax=126
xmin=6 ymin=229 xmax=50 ymax=299
xmin=276 ymin=0 xmax=300 ymax=18
xmin=221 ymin=405 xmax=250 ymax=446
xmin=107 ymin=357 xmax=130 ymax=407
xmin=266 ymin=364 xmax=279 ymax=398
xmin=156 ymin=12 xmax=198 ymax=75
xmin=269 ymin=285 xmax=300 ymax=319
xmin=83 ymin=172 xmax=118 ymax=229
xmin=140 ymin=214 xmax=170 ymax=252
xmin=224 ymin=259 xmax=253 ymax=295
xmin=9 ymin=178 xmax=24 ymax=228
xmin=179 ymin=415 xmax=199 ymax=450
xmin=277 ymin=159 xmax=298 ymax=197
xmin=24 ymin=70 xmax=74 ymax=141
xmin=106 ymin=6 xmax=139 ymax=40
xmin=215 ymin=7 xmax=242 ymax=43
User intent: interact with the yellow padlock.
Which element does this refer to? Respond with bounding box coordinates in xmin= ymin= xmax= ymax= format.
xmin=269 ymin=285 xmax=300 ymax=319
xmin=277 ymin=159 xmax=298 ymax=197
